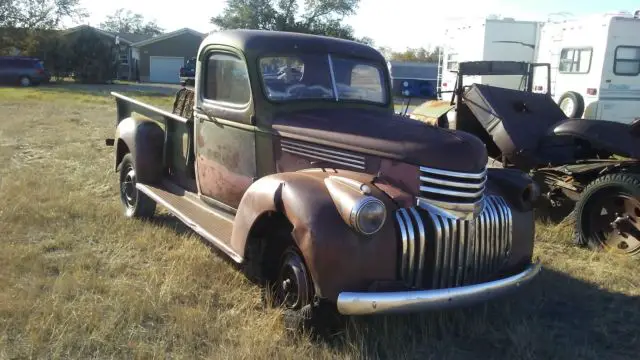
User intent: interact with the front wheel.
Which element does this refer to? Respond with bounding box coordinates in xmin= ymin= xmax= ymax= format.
xmin=119 ymin=153 xmax=156 ymax=219
xmin=574 ymin=173 xmax=640 ymax=257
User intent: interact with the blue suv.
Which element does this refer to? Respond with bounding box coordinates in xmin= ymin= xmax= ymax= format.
xmin=0 ymin=56 xmax=51 ymax=86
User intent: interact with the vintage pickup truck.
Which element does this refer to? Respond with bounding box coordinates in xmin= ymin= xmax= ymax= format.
xmin=105 ymin=30 xmax=542 ymax=326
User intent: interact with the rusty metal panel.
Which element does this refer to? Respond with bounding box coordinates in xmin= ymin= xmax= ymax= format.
xmin=195 ymin=116 xmax=257 ymax=209
xmin=409 ymin=100 xmax=454 ymax=126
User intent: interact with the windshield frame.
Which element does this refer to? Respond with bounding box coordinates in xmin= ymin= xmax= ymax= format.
xmin=256 ymin=52 xmax=391 ymax=107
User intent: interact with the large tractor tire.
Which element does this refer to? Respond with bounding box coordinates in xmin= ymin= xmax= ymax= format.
xmin=574 ymin=173 xmax=640 ymax=257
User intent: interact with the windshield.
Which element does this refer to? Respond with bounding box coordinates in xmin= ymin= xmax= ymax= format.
xmin=259 ymin=54 xmax=388 ymax=104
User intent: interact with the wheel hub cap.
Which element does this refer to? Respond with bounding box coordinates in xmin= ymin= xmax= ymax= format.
xmin=589 ymin=194 xmax=640 ymax=255
xmin=121 ymin=168 xmax=137 ymax=207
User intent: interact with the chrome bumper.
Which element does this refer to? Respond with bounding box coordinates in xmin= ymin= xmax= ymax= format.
xmin=336 ymin=260 xmax=542 ymax=315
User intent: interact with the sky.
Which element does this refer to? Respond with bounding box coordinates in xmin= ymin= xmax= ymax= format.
xmin=75 ymin=0 xmax=640 ymax=51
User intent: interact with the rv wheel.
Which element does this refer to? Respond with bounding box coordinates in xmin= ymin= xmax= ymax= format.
xmin=574 ymin=173 xmax=640 ymax=257
xmin=558 ymin=91 xmax=585 ymax=118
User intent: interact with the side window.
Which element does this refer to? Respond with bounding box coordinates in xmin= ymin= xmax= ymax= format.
xmin=346 ymin=64 xmax=385 ymax=103
xmin=559 ymin=48 xmax=592 ymax=73
xmin=614 ymin=46 xmax=640 ymax=76
xmin=204 ymin=53 xmax=251 ymax=105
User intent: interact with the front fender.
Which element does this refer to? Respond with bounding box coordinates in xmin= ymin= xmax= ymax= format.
xmin=231 ymin=169 xmax=399 ymax=301
xmin=115 ymin=117 xmax=165 ymax=184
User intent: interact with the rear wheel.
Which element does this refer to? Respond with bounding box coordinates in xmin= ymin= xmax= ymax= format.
xmin=574 ymin=173 xmax=640 ymax=257
xmin=118 ymin=153 xmax=156 ymax=219
xmin=19 ymin=76 xmax=31 ymax=87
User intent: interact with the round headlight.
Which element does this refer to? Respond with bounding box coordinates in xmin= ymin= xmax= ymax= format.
xmin=350 ymin=197 xmax=387 ymax=235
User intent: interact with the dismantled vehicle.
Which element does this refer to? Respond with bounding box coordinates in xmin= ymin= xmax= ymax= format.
xmin=411 ymin=61 xmax=640 ymax=258
xmin=105 ymin=31 xmax=542 ymax=326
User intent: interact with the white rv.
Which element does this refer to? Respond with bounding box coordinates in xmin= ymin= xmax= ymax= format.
xmin=438 ymin=17 xmax=542 ymax=99
xmin=532 ymin=11 xmax=640 ymax=123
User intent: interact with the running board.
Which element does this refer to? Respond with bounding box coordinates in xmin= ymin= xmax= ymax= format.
xmin=136 ymin=182 xmax=242 ymax=263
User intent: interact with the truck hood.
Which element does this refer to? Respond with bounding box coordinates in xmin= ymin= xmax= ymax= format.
xmin=272 ymin=108 xmax=488 ymax=173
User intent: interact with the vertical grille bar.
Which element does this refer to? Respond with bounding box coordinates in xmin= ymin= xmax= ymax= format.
xmin=409 ymin=208 xmax=426 ymax=288
xmin=429 ymin=212 xmax=443 ymax=289
xmin=395 ymin=211 xmax=409 ymax=281
xmin=455 ymin=221 xmax=466 ymax=287
xmin=399 ymin=209 xmax=416 ymax=286
xmin=395 ymin=195 xmax=513 ymax=290
xmin=441 ymin=217 xmax=452 ymax=288
xmin=486 ymin=202 xmax=497 ymax=273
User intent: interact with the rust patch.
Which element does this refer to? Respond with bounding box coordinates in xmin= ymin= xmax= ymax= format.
xmin=197 ymin=156 xmax=253 ymax=207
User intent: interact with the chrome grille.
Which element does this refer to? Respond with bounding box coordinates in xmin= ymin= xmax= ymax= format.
xmin=419 ymin=166 xmax=487 ymax=206
xmin=281 ymin=139 xmax=365 ymax=170
xmin=395 ymin=195 xmax=512 ymax=289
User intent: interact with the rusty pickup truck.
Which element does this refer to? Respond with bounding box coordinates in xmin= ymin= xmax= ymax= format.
xmin=105 ymin=30 xmax=542 ymax=327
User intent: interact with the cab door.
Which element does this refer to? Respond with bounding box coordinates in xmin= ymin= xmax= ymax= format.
xmin=194 ymin=50 xmax=257 ymax=210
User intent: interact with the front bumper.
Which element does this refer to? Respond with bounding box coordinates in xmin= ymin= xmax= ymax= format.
xmin=336 ymin=260 xmax=542 ymax=315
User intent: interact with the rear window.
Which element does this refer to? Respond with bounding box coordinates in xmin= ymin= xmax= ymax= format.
xmin=614 ymin=46 xmax=640 ymax=76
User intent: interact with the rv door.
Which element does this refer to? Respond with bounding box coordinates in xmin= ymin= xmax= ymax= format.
xmin=597 ymin=17 xmax=640 ymax=123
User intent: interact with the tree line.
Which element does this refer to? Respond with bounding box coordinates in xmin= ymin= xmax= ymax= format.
xmin=0 ymin=0 xmax=438 ymax=83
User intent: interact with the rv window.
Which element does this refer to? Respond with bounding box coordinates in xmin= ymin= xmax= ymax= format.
xmin=559 ymin=48 xmax=592 ymax=74
xmin=614 ymin=46 xmax=640 ymax=76
xmin=446 ymin=53 xmax=458 ymax=71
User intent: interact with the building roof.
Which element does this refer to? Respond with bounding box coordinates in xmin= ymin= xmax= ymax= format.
xmin=131 ymin=28 xmax=205 ymax=47
xmin=60 ymin=25 xmax=185 ymax=46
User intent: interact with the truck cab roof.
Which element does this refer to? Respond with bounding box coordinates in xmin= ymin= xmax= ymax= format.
xmin=199 ymin=29 xmax=385 ymax=63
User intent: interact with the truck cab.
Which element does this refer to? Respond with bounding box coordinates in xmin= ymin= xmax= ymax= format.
xmin=107 ymin=30 xmax=541 ymax=327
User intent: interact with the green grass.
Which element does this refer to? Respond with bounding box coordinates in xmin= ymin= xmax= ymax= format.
xmin=0 ymin=85 xmax=638 ymax=359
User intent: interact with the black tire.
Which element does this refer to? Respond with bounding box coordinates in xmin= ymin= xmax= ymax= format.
xmin=118 ymin=153 xmax=156 ymax=219
xmin=558 ymin=91 xmax=585 ymax=118
xmin=574 ymin=173 xmax=640 ymax=257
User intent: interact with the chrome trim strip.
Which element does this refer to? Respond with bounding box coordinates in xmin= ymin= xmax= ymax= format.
xmin=337 ymin=260 xmax=542 ymax=315
xmin=409 ymin=207 xmax=426 ymax=288
xmin=419 ymin=186 xmax=484 ymax=199
xmin=281 ymin=147 xmax=365 ymax=170
xmin=281 ymin=144 xmax=365 ymax=166
xmin=281 ymin=140 xmax=365 ymax=161
xmin=419 ymin=166 xmax=487 ymax=179
xmin=419 ymin=175 xmax=487 ymax=189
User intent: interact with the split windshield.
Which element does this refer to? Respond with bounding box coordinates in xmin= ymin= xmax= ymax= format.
xmin=259 ymin=54 xmax=387 ymax=104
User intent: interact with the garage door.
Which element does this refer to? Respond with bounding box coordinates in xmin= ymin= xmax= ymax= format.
xmin=149 ymin=56 xmax=184 ymax=84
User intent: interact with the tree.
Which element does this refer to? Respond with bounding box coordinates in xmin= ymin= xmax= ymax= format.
xmin=0 ymin=0 xmax=87 ymax=29
xmin=99 ymin=8 xmax=164 ymax=36
xmin=210 ymin=0 xmax=365 ymax=42
xmin=382 ymin=46 xmax=442 ymax=63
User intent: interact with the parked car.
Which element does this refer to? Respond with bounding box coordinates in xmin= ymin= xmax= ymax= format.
xmin=410 ymin=60 xmax=640 ymax=258
xmin=0 ymin=56 xmax=51 ymax=86
xmin=105 ymin=30 xmax=542 ymax=329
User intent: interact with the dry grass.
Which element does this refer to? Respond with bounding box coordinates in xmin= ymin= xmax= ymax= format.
xmin=0 ymin=84 xmax=639 ymax=360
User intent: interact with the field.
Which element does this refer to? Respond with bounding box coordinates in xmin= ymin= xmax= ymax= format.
xmin=1 ymin=83 xmax=638 ymax=360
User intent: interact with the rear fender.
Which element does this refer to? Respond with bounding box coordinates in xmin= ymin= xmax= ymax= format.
xmin=553 ymin=119 xmax=640 ymax=159
xmin=115 ymin=117 xmax=165 ymax=184
xmin=231 ymin=169 xmax=399 ymax=301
